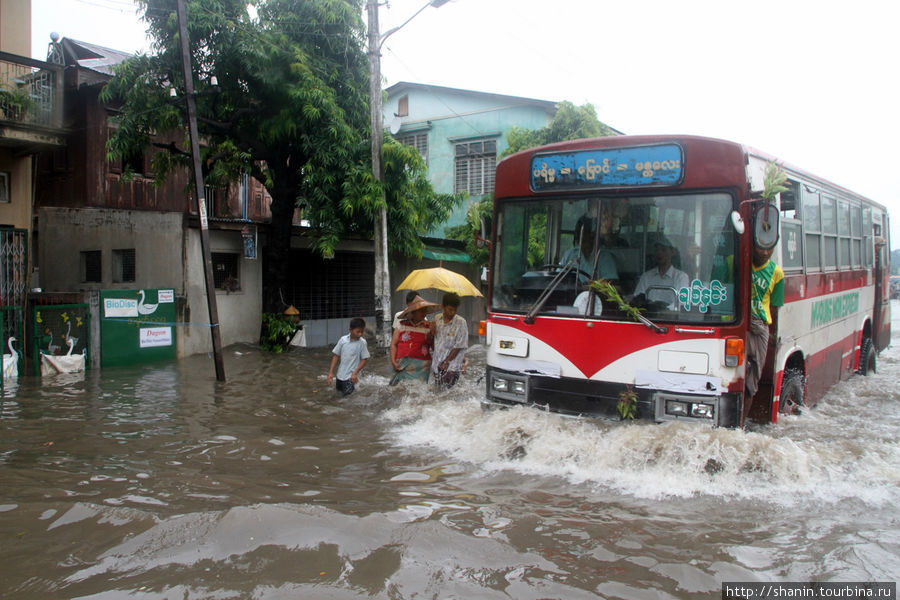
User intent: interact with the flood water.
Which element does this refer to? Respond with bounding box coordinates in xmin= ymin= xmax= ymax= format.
xmin=2 ymin=305 xmax=899 ymax=599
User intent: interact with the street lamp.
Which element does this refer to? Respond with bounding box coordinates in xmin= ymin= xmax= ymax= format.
xmin=367 ymin=0 xmax=449 ymax=350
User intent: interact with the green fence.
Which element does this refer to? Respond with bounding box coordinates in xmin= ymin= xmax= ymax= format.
xmin=100 ymin=289 xmax=177 ymax=367
xmin=30 ymin=303 xmax=91 ymax=376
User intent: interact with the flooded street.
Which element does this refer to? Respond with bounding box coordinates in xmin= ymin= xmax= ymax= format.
xmin=2 ymin=306 xmax=899 ymax=599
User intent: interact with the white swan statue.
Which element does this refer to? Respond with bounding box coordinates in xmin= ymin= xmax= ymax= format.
xmin=3 ymin=336 xmax=18 ymax=380
xmin=64 ymin=321 xmax=79 ymax=348
xmin=41 ymin=338 xmax=86 ymax=376
xmin=137 ymin=290 xmax=159 ymax=315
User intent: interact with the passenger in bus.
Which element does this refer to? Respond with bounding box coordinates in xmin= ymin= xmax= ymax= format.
xmin=743 ymin=242 xmax=785 ymax=423
xmin=560 ymin=215 xmax=619 ymax=282
xmin=631 ymin=239 xmax=690 ymax=309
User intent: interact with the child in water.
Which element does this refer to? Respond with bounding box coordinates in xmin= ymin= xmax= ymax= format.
xmin=326 ymin=317 xmax=369 ymax=396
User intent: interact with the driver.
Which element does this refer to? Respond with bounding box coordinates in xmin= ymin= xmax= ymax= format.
xmin=560 ymin=215 xmax=618 ymax=283
xmin=631 ymin=238 xmax=689 ymax=310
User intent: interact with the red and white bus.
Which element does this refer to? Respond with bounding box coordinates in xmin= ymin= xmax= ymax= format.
xmin=483 ymin=135 xmax=890 ymax=426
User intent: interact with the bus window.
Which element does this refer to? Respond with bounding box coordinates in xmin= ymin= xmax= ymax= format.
xmin=803 ymin=187 xmax=822 ymax=271
xmin=780 ymin=180 xmax=799 ymax=219
xmin=491 ymin=193 xmax=736 ymax=323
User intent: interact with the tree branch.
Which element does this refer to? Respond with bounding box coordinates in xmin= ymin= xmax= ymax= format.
xmin=152 ymin=141 xmax=190 ymax=157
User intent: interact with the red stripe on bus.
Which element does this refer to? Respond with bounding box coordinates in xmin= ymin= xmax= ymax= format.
xmin=783 ymin=270 xmax=871 ymax=302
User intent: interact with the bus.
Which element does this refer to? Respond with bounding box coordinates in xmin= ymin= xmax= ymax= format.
xmin=482 ymin=135 xmax=890 ymax=427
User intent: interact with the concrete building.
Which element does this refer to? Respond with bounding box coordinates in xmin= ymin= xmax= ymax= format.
xmin=384 ymin=82 xmax=557 ymax=237
xmin=33 ymin=38 xmax=264 ymax=359
xmin=0 ymin=0 xmax=65 ymax=363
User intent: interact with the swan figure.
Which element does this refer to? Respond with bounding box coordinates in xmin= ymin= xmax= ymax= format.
xmin=41 ymin=338 xmax=86 ymax=376
xmin=3 ymin=337 xmax=18 ymax=380
xmin=137 ymin=290 xmax=159 ymax=315
xmin=64 ymin=321 xmax=79 ymax=348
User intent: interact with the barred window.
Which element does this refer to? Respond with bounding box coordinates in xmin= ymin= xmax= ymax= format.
xmin=112 ymin=248 xmax=135 ymax=283
xmin=454 ymin=139 xmax=497 ymax=195
xmin=397 ymin=132 xmax=428 ymax=162
xmin=212 ymin=252 xmax=240 ymax=291
xmin=81 ymin=250 xmax=102 ymax=283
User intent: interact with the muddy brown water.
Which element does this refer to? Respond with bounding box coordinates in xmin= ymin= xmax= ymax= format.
xmin=1 ymin=308 xmax=899 ymax=599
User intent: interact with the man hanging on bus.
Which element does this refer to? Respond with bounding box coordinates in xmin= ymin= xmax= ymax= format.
xmin=744 ymin=241 xmax=785 ymax=424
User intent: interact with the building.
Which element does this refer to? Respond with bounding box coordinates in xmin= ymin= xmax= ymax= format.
xmin=34 ymin=37 xmax=265 ymax=359
xmin=384 ymin=82 xmax=558 ymax=237
xmin=0 ymin=0 xmax=65 ymax=351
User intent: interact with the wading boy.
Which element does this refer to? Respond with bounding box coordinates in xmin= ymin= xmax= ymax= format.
xmin=326 ymin=317 xmax=369 ymax=396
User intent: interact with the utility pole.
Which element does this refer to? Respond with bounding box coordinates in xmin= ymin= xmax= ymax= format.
xmin=175 ymin=0 xmax=226 ymax=381
xmin=367 ymin=0 xmax=392 ymax=351
xmin=366 ymin=0 xmax=449 ymax=351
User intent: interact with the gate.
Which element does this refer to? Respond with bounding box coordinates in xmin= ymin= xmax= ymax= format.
xmin=1 ymin=229 xmax=26 ymax=386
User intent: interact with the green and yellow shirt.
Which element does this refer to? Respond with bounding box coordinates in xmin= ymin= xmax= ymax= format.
xmin=751 ymin=259 xmax=785 ymax=324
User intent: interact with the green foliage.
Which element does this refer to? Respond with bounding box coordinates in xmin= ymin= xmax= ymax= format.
xmin=446 ymin=101 xmax=617 ymax=267
xmin=0 ymin=86 xmax=34 ymax=121
xmin=101 ymin=0 xmax=459 ymax=308
xmin=501 ymin=101 xmax=618 ymax=159
xmin=259 ymin=313 xmax=297 ymax=353
xmin=762 ymin=160 xmax=789 ymax=201
xmin=590 ymin=279 xmax=645 ymax=323
xmin=443 ymin=194 xmax=493 ymax=267
xmin=617 ymin=386 xmax=638 ymax=420
xmin=380 ymin=137 xmax=463 ymax=257
xmin=526 ymin=212 xmax=548 ymax=268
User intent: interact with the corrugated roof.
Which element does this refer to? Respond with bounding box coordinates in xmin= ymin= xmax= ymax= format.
xmin=60 ymin=38 xmax=134 ymax=76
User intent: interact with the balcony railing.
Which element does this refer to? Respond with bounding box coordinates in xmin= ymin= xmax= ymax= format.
xmin=0 ymin=51 xmax=63 ymax=129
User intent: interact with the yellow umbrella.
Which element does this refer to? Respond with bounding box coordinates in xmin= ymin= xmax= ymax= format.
xmin=396 ymin=266 xmax=483 ymax=297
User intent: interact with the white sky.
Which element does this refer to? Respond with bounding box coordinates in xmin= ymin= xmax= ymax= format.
xmin=32 ymin=0 xmax=900 ymax=249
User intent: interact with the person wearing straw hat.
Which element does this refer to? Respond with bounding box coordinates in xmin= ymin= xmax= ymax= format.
xmin=390 ymin=295 xmax=439 ymax=385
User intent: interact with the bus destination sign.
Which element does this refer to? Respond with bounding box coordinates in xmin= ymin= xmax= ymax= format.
xmin=530 ymin=144 xmax=684 ymax=191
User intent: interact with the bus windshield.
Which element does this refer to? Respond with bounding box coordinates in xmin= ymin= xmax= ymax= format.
xmin=491 ymin=193 xmax=738 ymax=324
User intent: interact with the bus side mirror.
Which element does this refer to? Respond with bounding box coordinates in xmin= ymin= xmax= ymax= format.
xmin=753 ymin=204 xmax=780 ymax=249
xmin=730 ymin=211 xmax=745 ymax=234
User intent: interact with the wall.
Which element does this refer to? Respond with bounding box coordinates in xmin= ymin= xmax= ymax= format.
xmin=0 ymin=0 xmax=30 ymax=55
xmin=0 ymin=148 xmax=32 ymax=229
xmin=0 ymin=0 xmax=34 ymax=270
xmin=38 ymin=207 xmax=186 ymax=293
xmin=182 ymin=227 xmax=262 ymax=356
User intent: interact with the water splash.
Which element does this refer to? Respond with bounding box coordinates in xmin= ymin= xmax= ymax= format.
xmin=382 ymin=338 xmax=900 ymax=504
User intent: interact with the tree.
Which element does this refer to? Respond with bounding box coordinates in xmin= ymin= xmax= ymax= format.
xmin=502 ymin=101 xmax=618 ymax=159
xmin=446 ymin=101 xmax=617 ymax=266
xmin=102 ymin=0 xmax=458 ymax=311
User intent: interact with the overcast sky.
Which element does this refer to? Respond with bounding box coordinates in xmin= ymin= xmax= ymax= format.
xmin=32 ymin=0 xmax=900 ymax=248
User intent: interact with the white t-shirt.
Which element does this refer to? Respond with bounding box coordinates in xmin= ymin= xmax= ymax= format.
xmin=331 ymin=334 xmax=370 ymax=381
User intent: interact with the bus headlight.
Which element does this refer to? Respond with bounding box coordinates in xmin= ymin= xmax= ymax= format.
xmin=666 ymin=400 xmax=689 ymax=416
xmin=691 ymin=403 xmax=715 ymax=418
xmin=489 ymin=372 xmax=528 ymax=403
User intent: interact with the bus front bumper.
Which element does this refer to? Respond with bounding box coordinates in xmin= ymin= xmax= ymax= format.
xmin=484 ymin=366 xmax=741 ymax=428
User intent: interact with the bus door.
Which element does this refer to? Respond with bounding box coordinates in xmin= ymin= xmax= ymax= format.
xmin=873 ymin=234 xmax=890 ymax=351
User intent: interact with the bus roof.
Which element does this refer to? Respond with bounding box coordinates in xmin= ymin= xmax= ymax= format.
xmin=496 ymin=134 xmax=887 ymax=213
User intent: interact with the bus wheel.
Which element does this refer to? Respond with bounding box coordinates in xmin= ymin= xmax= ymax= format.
xmin=858 ymin=338 xmax=876 ymax=375
xmin=779 ymin=369 xmax=805 ymax=415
